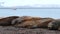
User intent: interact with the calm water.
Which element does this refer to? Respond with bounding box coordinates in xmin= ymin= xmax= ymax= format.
xmin=0 ymin=9 xmax=60 ymax=18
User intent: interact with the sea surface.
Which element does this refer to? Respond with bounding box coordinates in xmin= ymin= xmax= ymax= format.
xmin=0 ymin=9 xmax=60 ymax=19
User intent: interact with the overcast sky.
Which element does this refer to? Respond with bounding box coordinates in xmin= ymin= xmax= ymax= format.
xmin=0 ymin=0 xmax=60 ymax=7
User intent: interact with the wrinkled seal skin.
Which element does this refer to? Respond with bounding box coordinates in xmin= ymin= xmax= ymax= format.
xmin=0 ymin=16 xmax=19 ymax=26
xmin=48 ymin=19 xmax=60 ymax=30
xmin=12 ymin=17 xmax=53 ymax=29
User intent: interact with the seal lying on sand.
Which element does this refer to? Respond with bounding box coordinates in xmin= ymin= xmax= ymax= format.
xmin=11 ymin=16 xmax=33 ymax=25
xmin=12 ymin=17 xmax=54 ymax=28
xmin=0 ymin=16 xmax=19 ymax=26
xmin=48 ymin=19 xmax=60 ymax=30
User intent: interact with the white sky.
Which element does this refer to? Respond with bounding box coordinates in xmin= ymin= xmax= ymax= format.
xmin=0 ymin=0 xmax=60 ymax=7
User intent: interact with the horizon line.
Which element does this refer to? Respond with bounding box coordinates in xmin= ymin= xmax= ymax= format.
xmin=0 ymin=8 xmax=60 ymax=9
